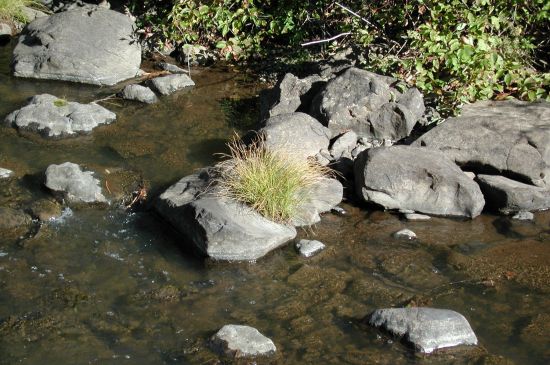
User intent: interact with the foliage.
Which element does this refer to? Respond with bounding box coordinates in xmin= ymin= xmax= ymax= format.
xmin=0 ymin=0 xmax=36 ymax=23
xmin=214 ymin=134 xmax=331 ymax=223
xmin=53 ymin=98 xmax=68 ymax=107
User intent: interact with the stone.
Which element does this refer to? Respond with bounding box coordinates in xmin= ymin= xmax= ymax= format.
xmin=404 ymin=213 xmax=431 ymax=221
xmin=0 ymin=168 xmax=13 ymax=179
xmin=291 ymin=177 xmax=344 ymax=227
xmin=331 ymin=206 xmax=347 ymax=215
xmin=261 ymin=112 xmax=331 ymax=160
xmin=330 ymin=130 xmax=357 ymax=160
xmin=149 ymin=74 xmax=195 ymax=96
xmin=45 ymin=162 xmax=107 ymax=203
xmin=0 ymin=207 xmax=32 ymax=230
xmin=396 ymin=87 xmax=426 ymax=121
xmin=512 ymin=211 xmax=534 ymax=221
xmin=413 ymin=100 xmax=550 ymax=188
xmin=369 ymin=307 xmax=478 ymax=353
xmin=393 ymin=228 xmax=417 ymax=239
xmin=211 ymin=324 xmax=276 ymax=358
xmin=0 ymin=22 xmax=11 ymax=36
xmin=29 ymin=199 xmax=63 ymax=221
xmin=4 ymin=94 xmax=116 ymax=138
xmin=296 ymin=239 xmax=326 ymax=257
xmin=121 ymin=84 xmax=158 ymax=104
xmin=354 ymin=146 xmax=485 ymax=218
xmin=156 ymin=62 xmax=188 ymax=74
xmin=155 ymin=169 xmax=296 ymax=261
xmin=13 ymin=9 xmax=141 ymax=85
xmin=477 ymin=174 xmax=550 ymax=213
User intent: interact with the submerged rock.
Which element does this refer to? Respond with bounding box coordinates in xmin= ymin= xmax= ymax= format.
xmin=13 ymin=9 xmax=141 ymax=85
xmin=29 ymin=199 xmax=63 ymax=221
xmin=354 ymin=146 xmax=485 ymax=218
xmin=121 ymin=84 xmax=158 ymax=104
xmin=5 ymin=94 xmax=116 ymax=138
xmin=149 ymin=74 xmax=195 ymax=95
xmin=291 ymin=177 xmax=343 ymax=227
xmin=211 ymin=324 xmax=276 ymax=358
xmin=155 ymin=169 xmax=296 ymax=261
xmin=0 ymin=207 xmax=32 ymax=231
xmin=369 ymin=307 xmax=478 ymax=353
xmin=45 ymin=162 xmax=107 ymax=204
xmin=296 ymin=239 xmax=326 ymax=257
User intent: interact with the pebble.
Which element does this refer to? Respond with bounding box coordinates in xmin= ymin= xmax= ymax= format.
xmin=296 ymin=239 xmax=326 ymax=258
xmin=393 ymin=229 xmax=417 ymax=240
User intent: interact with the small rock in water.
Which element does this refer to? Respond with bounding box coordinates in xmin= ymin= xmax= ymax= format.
xmin=393 ymin=229 xmax=417 ymax=240
xmin=211 ymin=324 xmax=276 ymax=358
xmin=121 ymin=84 xmax=158 ymax=104
xmin=149 ymin=74 xmax=195 ymax=95
xmin=296 ymin=239 xmax=326 ymax=257
xmin=45 ymin=162 xmax=107 ymax=204
xmin=405 ymin=213 xmax=431 ymax=221
xmin=0 ymin=167 xmax=13 ymax=178
xmin=369 ymin=307 xmax=478 ymax=353
xmin=512 ymin=211 xmax=534 ymax=221
xmin=331 ymin=206 xmax=347 ymax=216
xmin=156 ymin=62 xmax=188 ymax=74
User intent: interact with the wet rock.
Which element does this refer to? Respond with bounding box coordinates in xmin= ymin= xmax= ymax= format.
xmin=414 ymin=100 xmax=550 ymax=188
xmin=393 ymin=228 xmax=417 ymax=239
xmin=0 ymin=207 xmax=32 ymax=230
xmin=261 ymin=112 xmax=331 ymax=160
xmin=45 ymin=162 xmax=107 ymax=203
xmin=369 ymin=307 xmax=478 ymax=353
xmin=477 ymin=174 xmax=550 ymax=213
xmin=155 ymin=168 xmax=296 ymax=261
xmin=29 ymin=199 xmax=63 ymax=221
xmin=354 ymin=146 xmax=485 ymax=218
xmin=211 ymin=324 xmax=276 ymax=358
xmin=156 ymin=62 xmax=188 ymax=74
xmin=330 ymin=130 xmax=357 ymax=159
xmin=5 ymin=94 xmax=116 ymax=138
xmin=296 ymin=239 xmax=326 ymax=257
xmin=13 ymin=9 xmax=141 ymax=85
xmin=149 ymin=74 xmax=195 ymax=95
xmin=121 ymin=84 xmax=158 ymax=104
xmin=405 ymin=213 xmax=431 ymax=221
xmin=331 ymin=206 xmax=347 ymax=215
xmin=291 ymin=177 xmax=343 ymax=227
xmin=512 ymin=211 xmax=534 ymax=221
xmin=0 ymin=168 xmax=13 ymax=178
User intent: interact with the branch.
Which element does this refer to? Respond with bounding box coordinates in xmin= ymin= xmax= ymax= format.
xmin=301 ymin=32 xmax=352 ymax=47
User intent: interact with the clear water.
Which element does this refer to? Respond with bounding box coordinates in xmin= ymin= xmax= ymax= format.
xmin=1 ymin=40 xmax=549 ymax=365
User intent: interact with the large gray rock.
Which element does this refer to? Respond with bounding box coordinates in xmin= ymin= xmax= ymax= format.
xmin=369 ymin=308 xmax=478 ymax=353
xmin=477 ymin=174 xmax=550 ymax=213
xmin=12 ymin=9 xmax=141 ymax=85
xmin=149 ymin=74 xmax=195 ymax=96
xmin=5 ymin=94 xmax=115 ymax=138
xmin=261 ymin=112 xmax=331 ymax=160
xmin=45 ymin=162 xmax=107 ymax=203
xmin=211 ymin=325 xmax=276 ymax=358
xmin=311 ymin=67 xmax=424 ymax=140
xmin=354 ymin=146 xmax=485 ymax=218
xmin=121 ymin=84 xmax=158 ymax=104
xmin=155 ymin=169 xmax=296 ymax=261
xmin=414 ymin=100 xmax=550 ymax=188
xmin=291 ymin=177 xmax=343 ymax=226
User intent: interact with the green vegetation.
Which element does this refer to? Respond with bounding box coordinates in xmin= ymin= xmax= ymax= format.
xmin=53 ymin=98 xmax=68 ymax=107
xmin=215 ymin=135 xmax=331 ymax=223
xmin=130 ymin=0 xmax=549 ymax=114
xmin=0 ymin=0 xmax=38 ymax=23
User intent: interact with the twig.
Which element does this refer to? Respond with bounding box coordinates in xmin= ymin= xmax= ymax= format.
xmin=93 ymin=94 xmax=118 ymax=103
xmin=301 ymin=32 xmax=352 ymax=47
xmin=105 ymin=180 xmax=112 ymax=194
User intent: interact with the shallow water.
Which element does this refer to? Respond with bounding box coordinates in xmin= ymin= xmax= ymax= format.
xmin=0 ymin=40 xmax=549 ymax=365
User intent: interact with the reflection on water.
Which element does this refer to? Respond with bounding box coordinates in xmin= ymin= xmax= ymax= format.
xmin=1 ymin=41 xmax=549 ymax=365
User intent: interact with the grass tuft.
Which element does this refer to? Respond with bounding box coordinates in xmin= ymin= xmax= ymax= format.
xmin=214 ymin=134 xmax=332 ymax=223
xmin=0 ymin=0 xmax=41 ymax=23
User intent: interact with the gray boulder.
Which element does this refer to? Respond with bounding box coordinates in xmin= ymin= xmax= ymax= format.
xmin=0 ymin=168 xmax=13 ymax=179
xmin=13 ymin=9 xmax=141 ymax=85
xmin=5 ymin=94 xmax=116 ymax=138
xmin=330 ymin=130 xmax=357 ymax=160
xmin=155 ymin=169 xmax=296 ymax=261
xmin=477 ymin=174 xmax=550 ymax=213
xmin=414 ymin=100 xmax=550 ymax=188
xmin=291 ymin=177 xmax=343 ymax=226
xmin=211 ymin=324 xmax=276 ymax=358
xmin=149 ymin=74 xmax=195 ymax=96
xmin=45 ymin=162 xmax=107 ymax=203
xmin=354 ymin=146 xmax=485 ymax=218
xmin=261 ymin=112 xmax=331 ymax=160
xmin=369 ymin=307 xmax=478 ymax=353
xmin=121 ymin=84 xmax=158 ymax=104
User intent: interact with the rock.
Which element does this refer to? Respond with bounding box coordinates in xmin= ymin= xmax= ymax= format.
xmin=12 ymin=9 xmax=141 ymax=85
xmin=331 ymin=206 xmax=347 ymax=215
xmin=0 ymin=168 xmax=13 ymax=179
xmin=42 ymin=0 xmax=110 ymax=13
xmin=121 ymin=84 xmax=158 ymax=104
xmin=149 ymin=74 xmax=195 ymax=95
xmin=261 ymin=112 xmax=331 ymax=160
xmin=21 ymin=6 xmax=48 ymax=22
xmin=330 ymin=130 xmax=357 ymax=159
xmin=156 ymin=62 xmax=188 ymax=74
xmin=311 ymin=67 xmax=424 ymax=140
xmin=29 ymin=199 xmax=63 ymax=221
xmin=512 ymin=211 xmax=534 ymax=221
xmin=155 ymin=169 xmax=296 ymax=261
xmin=0 ymin=22 xmax=11 ymax=36
xmin=291 ymin=177 xmax=343 ymax=227
xmin=369 ymin=307 xmax=478 ymax=353
xmin=405 ymin=213 xmax=431 ymax=221
xmin=351 ymin=144 xmax=368 ymax=159
xmin=4 ymin=94 xmax=116 ymax=138
xmin=211 ymin=324 xmax=276 ymax=358
xmin=0 ymin=207 xmax=32 ymax=230
xmin=296 ymin=239 xmax=326 ymax=257
xmin=393 ymin=228 xmax=417 ymax=239
xmin=477 ymin=174 xmax=550 ymax=213
xmin=464 ymin=171 xmax=476 ymax=180
xmin=45 ymin=162 xmax=107 ymax=203
xmin=413 ymin=100 xmax=550 ymax=188
xmin=354 ymin=146 xmax=485 ymax=218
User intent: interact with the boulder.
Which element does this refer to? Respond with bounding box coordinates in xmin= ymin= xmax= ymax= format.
xmin=5 ymin=94 xmax=115 ymax=138
xmin=291 ymin=177 xmax=343 ymax=226
xmin=477 ymin=174 xmax=550 ymax=213
xmin=354 ymin=146 xmax=485 ymax=218
xmin=261 ymin=112 xmax=331 ymax=160
xmin=211 ymin=325 xmax=276 ymax=358
xmin=45 ymin=162 xmax=107 ymax=203
xmin=149 ymin=74 xmax=195 ymax=96
xmin=369 ymin=307 xmax=478 ymax=353
xmin=155 ymin=169 xmax=296 ymax=261
xmin=413 ymin=100 xmax=550 ymax=188
xmin=330 ymin=130 xmax=357 ymax=160
xmin=0 ymin=168 xmax=13 ymax=179
xmin=296 ymin=239 xmax=326 ymax=257
xmin=121 ymin=84 xmax=158 ymax=104
xmin=311 ymin=67 xmax=424 ymax=140
xmin=12 ymin=9 xmax=141 ymax=85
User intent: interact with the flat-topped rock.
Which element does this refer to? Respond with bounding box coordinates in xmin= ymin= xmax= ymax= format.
xmin=149 ymin=74 xmax=195 ymax=95
xmin=121 ymin=84 xmax=158 ymax=104
xmin=211 ymin=324 xmax=276 ymax=358
xmin=45 ymin=162 xmax=107 ymax=204
xmin=5 ymin=94 xmax=115 ymax=138
xmin=13 ymin=9 xmax=141 ymax=85
xmin=296 ymin=239 xmax=326 ymax=257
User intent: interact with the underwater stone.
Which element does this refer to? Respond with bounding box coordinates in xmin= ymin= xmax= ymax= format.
xmin=296 ymin=239 xmax=326 ymax=257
